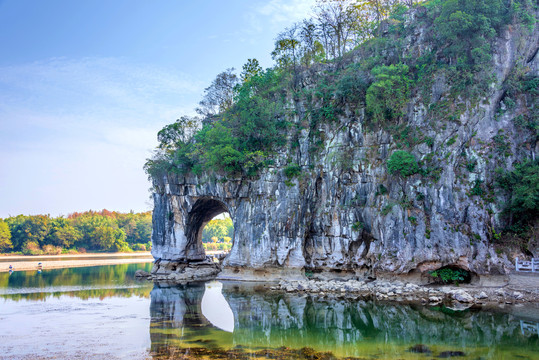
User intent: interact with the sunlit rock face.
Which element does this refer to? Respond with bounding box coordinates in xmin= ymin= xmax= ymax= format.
xmin=151 ymin=7 xmax=539 ymax=276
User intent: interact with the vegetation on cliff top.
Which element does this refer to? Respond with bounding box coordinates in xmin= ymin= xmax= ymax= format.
xmin=146 ymin=0 xmax=535 ymax=177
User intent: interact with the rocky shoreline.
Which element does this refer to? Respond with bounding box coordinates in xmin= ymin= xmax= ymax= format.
xmin=137 ymin=262 xmax=539 ymax=306
xmin=273 ymin=278 xmax=539 ymax=306
xmin=136 ymin=257 xmax=222 ymax=282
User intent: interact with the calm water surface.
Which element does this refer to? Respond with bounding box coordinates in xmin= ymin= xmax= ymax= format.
xmin=0 ymin=264 xmax=538 ymax=359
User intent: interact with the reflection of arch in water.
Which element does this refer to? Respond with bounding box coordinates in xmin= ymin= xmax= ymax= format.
xmin=149 ymin=281 xmax=235 ymax=356
xmin=201 ymin=281 xmax=234 ymax=333
xmin=185 ymin=198 xmax=232 ymax=260
xmin=149 ymin=283 xmax=538 ymax=358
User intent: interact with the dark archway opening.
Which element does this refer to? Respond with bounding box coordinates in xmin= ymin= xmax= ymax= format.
xmin=185 ymin=198 xmax=233 ymax=262
xmin=428 ymin=265 xmax=472 ymax=285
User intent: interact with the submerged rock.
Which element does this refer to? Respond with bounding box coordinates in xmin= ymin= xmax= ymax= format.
xmin=134 ymin=269 xmax=150 ymax=278
xmin=408 ymin=344 xmax=432 ymax=354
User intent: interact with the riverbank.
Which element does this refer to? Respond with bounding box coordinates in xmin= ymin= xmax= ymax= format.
xmin=0 ymin=252 xmax=153 ymax=272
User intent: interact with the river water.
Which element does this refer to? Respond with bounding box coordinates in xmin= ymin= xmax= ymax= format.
xmin=0 ymin=264 xmax=537 ymax=359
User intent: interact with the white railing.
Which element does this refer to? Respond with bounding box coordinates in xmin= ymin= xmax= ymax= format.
xmin=515 ymin=257 xmax=539 ymax=272
xmin=520 ymin=320 xmax=539 ymax=336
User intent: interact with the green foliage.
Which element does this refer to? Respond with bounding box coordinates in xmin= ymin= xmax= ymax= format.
xmin=471 ymin=179 xmax=484 ymax=196
xmin=352 ymin=221 xmax=364 ymax=231
xmin=375 ymin=184 xmax=388 ymax=196
xmin=0 ymin=220 xmax=12 ymax=252
xmin=241 ymin=58 xmax=263 ymax=83
xmin=496 ymin=160 xmax=539 ymax=229
xmin=146 ymin=68 xmax=288 ymax=177
xmin=466 ymin=159 xmax=477 ymax=172
xmin=284 ymin=163 xmax=302 ymax=179
xmin=366 ymin=63 xmax=411 ymax=123
xmin=1 ymin=210 xmax=152 ymax=254
xmin=381 ymin=203 xmax=394 ymax=215
xmin=335 ymin=63 xmax=369 ymax=105
xmin=431 ymin=0 xmax=524 ymax=100
xmin=429 ymin=267 xmax=469 ymax=285
xmin=408 ymin=216 xmax=418 ymax=226
xmin=202 ymin=217 xmax=233 ymax=243
xmin=145 ymin=0 xmax=536 ymax=189
xmin=387 ymin=150 xmax=420 ymax=177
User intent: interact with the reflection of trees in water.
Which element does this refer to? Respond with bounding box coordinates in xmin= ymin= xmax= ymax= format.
xmin=0 ymin=263 xmax=153 ymax=301
xmin=149 ymin=283 xmax=538 ymax=359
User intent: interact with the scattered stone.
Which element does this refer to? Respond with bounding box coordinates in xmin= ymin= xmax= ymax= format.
xmin=453 ymin=290 xmax=474 ymax=303
xmin=134 ymin=270 xmax=150 ymax=277
xmin=476 ymin=291 xmax=488 ymax=300
xmin=408 ymin=344 xmax=432 ymax=354
xmin=274 ymin=278 xmax=533 ymax=303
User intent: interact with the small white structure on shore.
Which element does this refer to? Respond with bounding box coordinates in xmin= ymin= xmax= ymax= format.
xmin=515 ymin=257 xmax=539 ymax=272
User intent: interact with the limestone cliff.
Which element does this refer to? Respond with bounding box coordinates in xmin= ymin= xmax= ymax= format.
xmin=150 ymin=4 xmax=538 ymax=278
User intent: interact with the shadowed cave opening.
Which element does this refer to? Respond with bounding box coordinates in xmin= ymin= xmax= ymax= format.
xmin=185 ymin=198 xmax=233 ymax=262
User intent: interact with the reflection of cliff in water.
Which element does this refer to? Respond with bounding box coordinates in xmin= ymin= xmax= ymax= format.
xmin=149 ymin=282 xmax=538 ymax=359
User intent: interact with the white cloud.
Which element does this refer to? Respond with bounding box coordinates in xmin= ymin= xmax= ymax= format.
xmin=252 ymin=0 xmax=315 ymax=30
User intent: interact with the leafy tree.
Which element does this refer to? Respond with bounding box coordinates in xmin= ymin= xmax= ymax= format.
xmin=157 ymin=116 xmax=200 ymax=151
xmin=202 ymin=217 xmax=233 ymax=243
xmin=496 ymin=160 xmax=539 ymax=229
xmin=272 ymin=26 xmax=301 ymax=68
xmin=387 ymin=150 xmax=419 ymax=177
xmin=5 ymin=215 xmax=27 ymax=251
xmin=366 ymin=63 xmax=411 ymax=123
xmin=241 ymin=58 xmax=263 ymax=83
xmin=47 ymin=217 xmax=82 ymax=248
xmin=8 ymin=215 xmax=52 ymax=249
xmin=0 ymin=220 xmax=12 ymax=252
xmin=314 ymin=0 xmax=362 ymax=58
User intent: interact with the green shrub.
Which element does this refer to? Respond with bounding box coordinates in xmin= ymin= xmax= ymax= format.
xmin=471 ymin=179 xmax=484 ymax=196
xmin=429 ymin=267 xmax=470 ymax=285
xmin=387 ymin=150 xmax=420 ymax=177
xmin=496 ymin=160 xmax=539 ymax=229
xmin=284 ymin=163 xmax=302 ymax=179
xmin=375 ymin=184 xmax=388 ymax=196
xmin=352 ymin=221 xmax=364 ymax=231
xmin=366 ymin=63 xmax=411 ymax=123
xmin=381 ymin=203 xmax=394 ymax=215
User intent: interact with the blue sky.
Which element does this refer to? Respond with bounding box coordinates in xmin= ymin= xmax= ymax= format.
xmin=0 ymin=0 xmax=315 ymax=217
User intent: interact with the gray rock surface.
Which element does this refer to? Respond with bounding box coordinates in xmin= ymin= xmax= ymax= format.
xmin=150 ymin=7 xmax=538 ymax=278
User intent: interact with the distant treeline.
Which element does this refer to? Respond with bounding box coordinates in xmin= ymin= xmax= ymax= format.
xmin=0 ymin=210 xmax=152 ymax=255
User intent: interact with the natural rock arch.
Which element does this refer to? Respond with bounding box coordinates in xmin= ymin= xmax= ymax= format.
xmin=184 ymin=197 xmax=231 ymax=260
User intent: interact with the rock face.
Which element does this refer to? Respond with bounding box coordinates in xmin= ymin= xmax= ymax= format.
xmin=151 ymin=8 xmax=538 ymax=278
